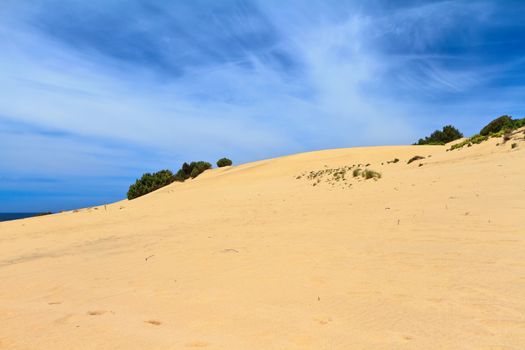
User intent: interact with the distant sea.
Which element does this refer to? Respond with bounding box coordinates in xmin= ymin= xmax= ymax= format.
xmin=0 ymin=213 xmax=46 ymax=222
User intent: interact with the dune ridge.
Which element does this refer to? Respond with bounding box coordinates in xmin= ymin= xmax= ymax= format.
xmin=1 ymin=132 xmax=524 ymax=349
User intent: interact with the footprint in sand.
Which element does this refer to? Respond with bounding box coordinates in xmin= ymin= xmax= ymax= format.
xmin=54 ymin=313 xmax=73 ymax=325
xmin=48 ymin=301 xmax=62 ymax=305
xmin=145 ymin=319 xmax=162 ymax=326
xmin=185 ymin=341 xmax=209 ymax=347
xmin=87 ymin=310 xmax=107 ymax=316
xmin=221 ymin=249 xmax=239 ymax=253
xmin=314 ymin=317 xmax=332 ymax=325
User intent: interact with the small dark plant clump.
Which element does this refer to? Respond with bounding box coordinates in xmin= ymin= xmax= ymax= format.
xmin=216 ymin=157 xmax=233 ymax=167
xmin=296 ymin=164 xmax=382 ymax=188
xmin=127 ymin=169 xmax=176 ymax=200
xmin=298 ymin=165 xmax=353 ymax=188
xmin=407 ymin=155 xmax=425 ymax=164
xmin=34 ymin=212 xmax=53 ymax=217
xmin=416 ymin=125 xmax=463 ymax=145
xmin=351 ymin=167 xmax=381 ymax=180
xmin=511 ymin=143 xmax=518 ymax=149
xmin=386 ymin=158 xmax=399 ymax=164
xmin=362 ymin=169 xmax=381 ymax=180
xmin=503 ymin=129 xmax=512 ymax=143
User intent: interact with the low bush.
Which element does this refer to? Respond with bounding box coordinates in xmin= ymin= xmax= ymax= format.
xmin=416 ymin=125 xmax=463 ymax=145
xmin=407 ymin=155 xmax=425 ymax=164
xmin=449 ymin=116 xmax=525 ymax=151
xmin=216 ymin=158 xmax=233 ymax=167
xmin=175 ymin=161 xmax=212 ymax=181
xmin=352 ymin=168 xmax=362 ymax=177
xmin=480 ymin=116 xmax=513 ymax=136
xmin=470 ymin=134 xmax=489 ymax=144
xmin=511 ymin=143 xmax=518 ymax=149
xmin=128 ymin=161 xmax=213 ymax=199
xmin=127 ymin=170 xmax=176 ymax=200
xmin=362 ymin=169 xmax=381 ymax=180
xmin=480 ymin=115 xmax=525 ymax=136
xmin=449 ymin=134 xmax=488 ymax=151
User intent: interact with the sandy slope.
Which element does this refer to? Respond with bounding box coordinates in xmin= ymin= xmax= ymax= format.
xmin=1 ymin=132 xmax=524 ymax=349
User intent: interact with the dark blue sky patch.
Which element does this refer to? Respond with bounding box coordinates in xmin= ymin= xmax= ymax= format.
xmin=26 ymin=0 xmax=295 ymax=78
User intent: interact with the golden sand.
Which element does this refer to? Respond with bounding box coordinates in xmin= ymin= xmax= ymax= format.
xmin=1 ymin=131 xmax=524 ymax=349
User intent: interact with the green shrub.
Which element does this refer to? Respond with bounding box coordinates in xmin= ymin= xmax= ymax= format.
xmin=216 ymin=157 xmax=233 ymax=167
xmin=450 ymin=141 xmax=466 ymax=151
xmin=416 ymin=125 xmax=463 ymax=145
xmin=489 ymin=129 xmax=505 ymax=138
xmin=470 ymin=134 xmax=489 ymax=144
xmin=352 ymin=168 xmax=362 ymax=177
xmin=127 ymin=160 xmax=214 ymax=199
xmin=173 ymin=161 xmax=212 ymax=181
xmin=127 ymin=170 xmax=176 ymax=200
xmin=190 ymin=161 xmax=212 ymax=178
xmin=407 ymin=155 xmax=425 ymax=164
xmin=449 ymin=133 xmax=489 ymax=151
xmin=480 ymin=115 xmax=514 ymax=136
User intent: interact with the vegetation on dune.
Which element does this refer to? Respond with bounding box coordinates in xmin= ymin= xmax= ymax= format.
xmin=449 ymin=115 xmax=525 ymax=151
xmin=297 ymin=164 xmax=381 ymax=188
xmin=362 ymin=169 xmax=381 ymax=180
xmin=128 ymin=160 xmax=214 ymax=200
xmin=216 ymin=157 xmax=233 ymax=167
xmin=503 ymin=130 xmax=513 ymax=142
xmin=351 ymin=168 xmax=381 ymax=180
xmin=449 ymin=134 xmax=489 ymax=151
xmin=407 ymin=155 xmax=425 ymax=164
xmin=127 ymin=170 xmax=176 ymax=200
xmin=479 ymin=115 xmax=525 ymax=136
xmin=34 ymin=212 xmax=53 ymax=217
xmin=126 ymin=116 xmax=524 ymax=200
xmin=416 ymin=125 xmax=463 ymax=145
xmin=174 ymin=161 xmax=212 ymax=181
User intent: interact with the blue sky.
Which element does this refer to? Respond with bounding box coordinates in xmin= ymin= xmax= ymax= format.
xmin=1 ymin=0 xmax=524 ymax=212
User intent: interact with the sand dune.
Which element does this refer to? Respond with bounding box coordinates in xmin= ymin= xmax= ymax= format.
xmin=1 ymin=132 xmax=524 ymax=349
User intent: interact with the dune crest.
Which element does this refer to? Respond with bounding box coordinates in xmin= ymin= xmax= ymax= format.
xmin=1 ymin=134 xmax=524 ymax=349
